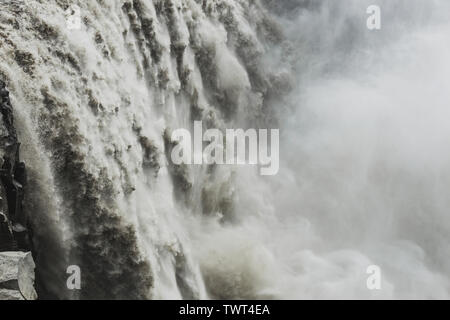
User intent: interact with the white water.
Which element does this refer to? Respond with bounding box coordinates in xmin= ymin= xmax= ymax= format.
xmin=0 ymin=0 xmax=449 ymax=299
xmin=244 ymin=0 xmax=450 ymax=299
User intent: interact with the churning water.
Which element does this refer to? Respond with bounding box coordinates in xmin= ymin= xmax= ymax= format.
xmin=0 ymin=0 xmax=449 ymax=299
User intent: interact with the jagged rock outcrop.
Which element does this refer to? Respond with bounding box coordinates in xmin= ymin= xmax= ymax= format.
xmin=0 ymin=80 xmax=30 ymax=250
xmin=0 ymin=210 xmax=15 ymax=252
xmin=0 ymin=78 xmax=35 ymax=300
xmin=0 ymin=251 xmax=37 ymax=300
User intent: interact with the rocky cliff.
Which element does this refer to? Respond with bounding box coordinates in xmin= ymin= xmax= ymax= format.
xmin=0 ymin=251 xmax=37 ymax=300
xmin=0 ymin=80 xmax=36 ymax=299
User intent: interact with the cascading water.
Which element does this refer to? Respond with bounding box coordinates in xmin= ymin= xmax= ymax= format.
xmin=0 ymin=0 xmax=449 ymax=299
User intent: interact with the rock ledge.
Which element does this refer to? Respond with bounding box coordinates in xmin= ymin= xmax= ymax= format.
xmin=0 ymin=251 xmax=37 ymax=300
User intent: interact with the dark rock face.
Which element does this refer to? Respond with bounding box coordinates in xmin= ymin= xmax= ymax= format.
xmin=0 ymin=80 xmax=17 ymax=152
xmin=0 ymin=81 xmax=31 ymax=253
xmin=0 ymin=211 xmax=14 ymax=252
xmin=0 ymin=82 xmax=36 ymax=300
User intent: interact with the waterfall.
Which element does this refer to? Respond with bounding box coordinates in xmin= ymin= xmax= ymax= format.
xmin=0 ymin=0 xmax=285 ymax=299
xmin=0 ymin=0 xmax=449 ymax=299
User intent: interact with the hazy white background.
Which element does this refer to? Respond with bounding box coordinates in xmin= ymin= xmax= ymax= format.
xmin=195 ymin=0 xmax=450 ymax=299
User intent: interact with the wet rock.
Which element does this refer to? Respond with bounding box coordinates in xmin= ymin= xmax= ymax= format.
xmin=0 ymin=288 xmax=23 ymax=300
xmin=0 ymin=80 xmax=17 ymax=147
xmin=14 ymin=50 xmax=35 ymax=75
xmin=0 ymin=210 xmax=16 ymax=252
xmin=0 ymin=251 xmax=37 ymax=300
xmin=18 ymin=252 xmax=37 ymax=300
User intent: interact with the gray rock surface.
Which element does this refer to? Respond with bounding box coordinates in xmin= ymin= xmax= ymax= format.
xmin=0 ymin=251 xmax=37 ymax=300
xmin=0 ymin=288 xmax=23 ymax=300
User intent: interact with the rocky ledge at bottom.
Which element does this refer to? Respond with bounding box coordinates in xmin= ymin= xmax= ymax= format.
xmin=0 ymin=251 xmax=37 ymax=300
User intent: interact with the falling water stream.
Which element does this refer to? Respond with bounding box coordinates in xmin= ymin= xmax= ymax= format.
xmin=0 ymin=0 xmax=449 ymax=299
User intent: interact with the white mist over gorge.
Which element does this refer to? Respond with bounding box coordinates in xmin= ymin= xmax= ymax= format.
xmin=0 ymin=0 xmax=449 ymax=300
